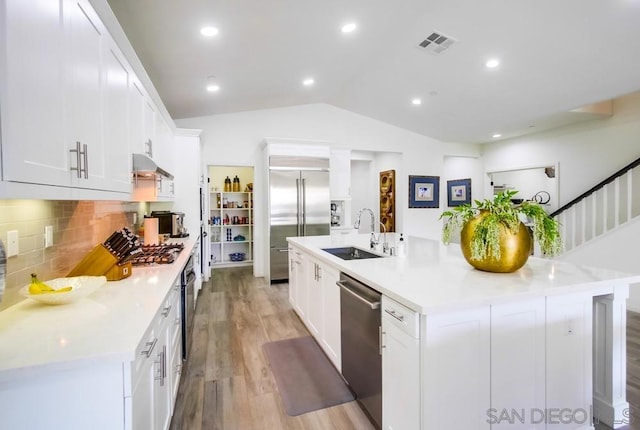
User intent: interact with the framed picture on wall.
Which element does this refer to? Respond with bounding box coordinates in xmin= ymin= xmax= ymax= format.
xmin=409 ymin=175 xmax=440 ymax=208
xmin=447 ymin=178 xmax=471 ymax=207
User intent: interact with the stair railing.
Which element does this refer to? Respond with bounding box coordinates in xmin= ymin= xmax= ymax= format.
xmin=551 ymin=156 xmax=640 ymax=253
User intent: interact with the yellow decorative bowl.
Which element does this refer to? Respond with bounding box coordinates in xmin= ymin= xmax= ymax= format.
xmin=20 ymin=276 xmax=107 ymax=305
xmin=460 ymin=214 xmax=532 ymax=273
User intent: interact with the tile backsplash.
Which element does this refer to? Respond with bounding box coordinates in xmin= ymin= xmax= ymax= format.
xmin=0 ymin=200 xmax=142 ymax=311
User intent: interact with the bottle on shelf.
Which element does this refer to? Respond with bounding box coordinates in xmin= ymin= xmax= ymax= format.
xmin=224 ymin=176 xmax=232 ymax=192
xmin=233 ymin=175 xmax=240 ymax=192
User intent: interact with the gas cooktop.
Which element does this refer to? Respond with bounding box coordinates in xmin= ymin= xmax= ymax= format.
xmin=130 ymin=243 xmax=185 ymax=266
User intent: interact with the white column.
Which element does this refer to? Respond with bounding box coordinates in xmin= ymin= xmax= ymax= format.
xmin=593 ymin=285 xmax=630 ymax=428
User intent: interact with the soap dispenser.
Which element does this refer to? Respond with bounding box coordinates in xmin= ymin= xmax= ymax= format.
xmin=396 ymin=234 xmax=406 ymax=257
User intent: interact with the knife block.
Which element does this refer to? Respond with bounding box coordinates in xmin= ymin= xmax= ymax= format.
xmin=67 ymin=244 xmax=132 ymax=281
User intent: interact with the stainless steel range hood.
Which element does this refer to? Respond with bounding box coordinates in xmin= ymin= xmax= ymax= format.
xmin=132 ymin=153 xmax=174 ymax=180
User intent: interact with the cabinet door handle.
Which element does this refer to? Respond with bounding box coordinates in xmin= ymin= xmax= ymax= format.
xmin=162 ymin=305 xmax=172 ymax=317
xmin=81 ymin=143 xmax=88 ymax=179
xmin=145 ymin=139 xmax=153 ymax=157
xmin=384 ymin=308 xmax=405 ymax=322
xmin=154 ymin=345 xmax=166 ymax=386
xmin=70 ymin=141 xmax=82 ymax=178
xmin=162 ymin=345 xmax=167 ymax=385
xmin=141 ymin=338 xmax=157 ymax=357
xmin=379 ymin=326 xmax=384 ymax=355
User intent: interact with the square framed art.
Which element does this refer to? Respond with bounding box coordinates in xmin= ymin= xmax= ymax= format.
xmin=447 ymin=178 xmax=471 ymax=207
xmin=408 ymin=175 xmax=440 ymax=208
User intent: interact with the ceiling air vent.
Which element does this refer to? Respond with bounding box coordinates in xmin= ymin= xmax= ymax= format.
xmin=418 ymin=31 xmax=457 ymax=55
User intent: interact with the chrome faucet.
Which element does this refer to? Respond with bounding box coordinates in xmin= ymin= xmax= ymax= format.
xmin=379 ymin=222 xmax=389 ymax=254
xmin=354 ymin=208 xmax=379 ymax=249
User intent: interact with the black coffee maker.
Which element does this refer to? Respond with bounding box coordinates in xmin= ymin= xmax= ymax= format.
xmin=150 ymin=211 xmax=189 ymax=238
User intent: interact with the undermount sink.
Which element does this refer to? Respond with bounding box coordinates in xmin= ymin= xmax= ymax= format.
xmin=321 ymin=246 xmax=383 ymax=260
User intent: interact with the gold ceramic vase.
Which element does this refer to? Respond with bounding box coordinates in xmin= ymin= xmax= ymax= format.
xmin=460 ymin=212 xmax=532 ymax=273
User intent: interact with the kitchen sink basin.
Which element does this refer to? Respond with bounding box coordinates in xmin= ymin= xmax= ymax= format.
xmin=321 ymin=246 xmax=383 ymax=260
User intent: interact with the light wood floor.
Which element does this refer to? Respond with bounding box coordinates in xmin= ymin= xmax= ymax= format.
xmin=168 ymin=266 xmax=375 ymax=430
xmin=169 ymin=266 xmax=640 ymax=430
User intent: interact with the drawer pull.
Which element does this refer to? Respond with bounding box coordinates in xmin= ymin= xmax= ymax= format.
xmin=385 ymin=308 xmax=405 ymax=322
xmin=141 ymin=338 xmax=157 ymax=357
xmin=162 ymin=305 xmax=172 ymax=317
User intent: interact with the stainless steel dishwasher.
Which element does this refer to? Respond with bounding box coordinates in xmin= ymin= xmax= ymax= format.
xmin=338 ymin=272 xmax=382 ymax=429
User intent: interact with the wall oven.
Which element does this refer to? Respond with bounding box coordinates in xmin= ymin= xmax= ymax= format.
xmin=180 ymin=252 xmax=196 ymax=360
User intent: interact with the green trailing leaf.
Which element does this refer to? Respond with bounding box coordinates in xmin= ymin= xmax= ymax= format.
xmin=440 ymin=190 xmax=562 ymax=259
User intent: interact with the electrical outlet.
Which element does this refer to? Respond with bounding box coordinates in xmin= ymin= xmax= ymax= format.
xmin=7 ymin=230 xmax=18 ymax=257
xmin=45 ymin=226 xmax=53 ymax=248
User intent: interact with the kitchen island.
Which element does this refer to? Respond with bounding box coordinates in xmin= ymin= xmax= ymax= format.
xmin=0 ymin=238 xmax=197 ymax=430
xmin=288 ymin=233 xmax=640 ymax=430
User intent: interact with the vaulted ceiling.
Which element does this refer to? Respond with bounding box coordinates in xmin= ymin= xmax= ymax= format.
xmin=106 ymin=0 xmax=640 ymax=143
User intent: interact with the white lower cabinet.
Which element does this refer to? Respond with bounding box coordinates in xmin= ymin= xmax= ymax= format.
xmin=288 ymin=246 xmax=307 ymax=319
xmin=490 ymin=299 xmax=546 ymax=429
xmin=306 ymin=258 xmax=323 ymax=338
xmin=319 ymin=264 xmax=340 ymax=370
xmin=546 ymin=293 xmax=593 ymax=430
xmin=288 ymin=249 xmax=341 ymax=370
xmin=381 ymin=296 xmax=420 ymax=430
xmin=132 ymin=329 xmax=156 ymax=430
xmin=129 ymin=281 xmax=181 ymax=430
xmin=423 ymin=306 xmax=491 ymax=430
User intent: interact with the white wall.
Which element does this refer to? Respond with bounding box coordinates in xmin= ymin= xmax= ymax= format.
xmin=482 ymin=91 xmax=640 ymax=208
xmin=176 ymin=103 xmax=482 ymax=277
xmin=150 ymin=130 xmax=202 ymax=238
xmin=483 ymin=91 xmax=640 ymax=309
xmin=561 ymin=218 xmax=640 ymax=311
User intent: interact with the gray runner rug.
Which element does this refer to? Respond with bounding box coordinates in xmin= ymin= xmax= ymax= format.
xmin=262 ymin=335 xmax=355 ymax=416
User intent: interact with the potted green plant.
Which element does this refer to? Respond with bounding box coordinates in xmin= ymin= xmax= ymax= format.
xmin=440 ymin=190 xmax=562 ymax=272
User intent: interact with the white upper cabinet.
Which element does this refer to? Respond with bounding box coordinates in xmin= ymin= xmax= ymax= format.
xmin=330 ymin=149 xmax=351 ymax=198
xmin=65 ymin=0 xmax=103 ymax=188
xmin=143 ymin=99 xmax=157 ymax=157
xmin=102 ymin=43 xmax=134 ymax=191
xmin=0 ymin=0 xmax=160 ymax=196
xmin=2 ymin=0 xmax=69 ymax=187
xmin=129 ymin=79 xmax=146 ymax=156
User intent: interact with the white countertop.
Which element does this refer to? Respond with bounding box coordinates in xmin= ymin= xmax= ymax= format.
xmin=288 ymin=234 xmax=640 ymax=314
xmin=0 ymin=238 xmax=196 ymax=381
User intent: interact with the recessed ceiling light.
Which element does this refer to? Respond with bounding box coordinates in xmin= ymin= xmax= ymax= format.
xmin=303 ymin=78 xmax=315 ymax=87
xmin=485 ymin=58 xmax=500 ymax=69
xmin=411 ymin=98 xmax=422 ymax=105
xmin=200 ymin=26 xmax=219 ymax=37
xmin=492 ymin=133 xmax=502 ymax=138
xmin=206 ymin=76 xmax=220 ymax=92
xmin=341 ymin=22 xmax=357 ymax=33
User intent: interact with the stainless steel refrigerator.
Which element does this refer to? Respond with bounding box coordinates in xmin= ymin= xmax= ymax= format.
xmin=269 ymin=155 xmax=330 ymax=282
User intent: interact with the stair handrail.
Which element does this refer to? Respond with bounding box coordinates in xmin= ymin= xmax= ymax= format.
xmin=550 ymin=155 xmax=640 ymax=218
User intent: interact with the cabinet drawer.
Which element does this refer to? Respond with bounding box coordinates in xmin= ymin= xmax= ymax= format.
xmin=132 ymin=324 xmax=157 ymax=386
xmin=381 ymin=296 xmax=419 ymax=339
